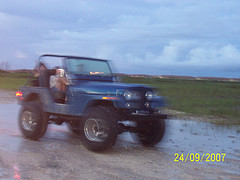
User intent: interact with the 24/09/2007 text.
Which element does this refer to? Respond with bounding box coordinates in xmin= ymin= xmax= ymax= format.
xmin=174 ymin=153 xmax=226 ymax=162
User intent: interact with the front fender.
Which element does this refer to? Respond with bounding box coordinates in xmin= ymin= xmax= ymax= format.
xmin=151 ymin=96 xmax=167 ymax=108
xmin=81 ymin=95 xmax=124 ymax=115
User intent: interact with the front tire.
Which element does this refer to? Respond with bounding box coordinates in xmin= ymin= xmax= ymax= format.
xmin=134 ymin=119 xmax=165 ymax=146
xmin=80 ymin=106 xmax=118 ymax=151
xmin=18 ymin=101 xmax=48 ymax=140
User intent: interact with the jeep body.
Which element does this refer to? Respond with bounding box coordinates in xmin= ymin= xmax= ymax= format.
xmin=17 ymin=54 xmax=167 ymax=151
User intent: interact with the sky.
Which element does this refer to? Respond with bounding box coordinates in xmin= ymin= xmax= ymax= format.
xmin=0 ymin=0 xmax=240 ymax=78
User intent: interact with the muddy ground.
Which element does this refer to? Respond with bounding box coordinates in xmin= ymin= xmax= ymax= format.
xmin=0 ymin=90 xmax=239 ymax=179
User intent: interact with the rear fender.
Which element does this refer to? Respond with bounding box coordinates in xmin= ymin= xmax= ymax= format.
xmin=19 ymin=87 xmax=54 ymax=111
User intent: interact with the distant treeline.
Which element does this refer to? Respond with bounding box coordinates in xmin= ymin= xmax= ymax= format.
xmin=1 ymin=70 xmax=239 ymax=82
xmin=117 ymin=73 xmax=240 ymax=82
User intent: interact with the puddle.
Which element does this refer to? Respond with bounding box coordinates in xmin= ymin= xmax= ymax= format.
xmin=119 ymin=119 xmax=240 ymax=157
xmin=119 ymin=119 xmax=240 ymax=174
xmin=162 ymin=119 xmax=240 ymax=174
xmin=162 ymin=119 xmax=240 ymax=158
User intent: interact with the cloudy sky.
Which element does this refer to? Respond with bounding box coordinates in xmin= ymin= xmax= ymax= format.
xmin=0 ymin=0 xmax=240 ymax=77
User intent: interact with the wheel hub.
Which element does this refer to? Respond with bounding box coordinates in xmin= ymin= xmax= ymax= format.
xmin=84 ymin=118 xmax=108 ymax=142
xmin=21 ymin=111 xmax=37 ymax=131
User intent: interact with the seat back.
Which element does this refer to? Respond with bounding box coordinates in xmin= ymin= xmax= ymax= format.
xmin=39 ymin=70 xmax=50 ymax=88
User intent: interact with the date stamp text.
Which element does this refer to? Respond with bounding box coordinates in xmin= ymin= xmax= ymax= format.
xmin=174 ymin=153 xmax=226 ymax=162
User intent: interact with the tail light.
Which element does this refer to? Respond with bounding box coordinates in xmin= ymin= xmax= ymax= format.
xmin=16 ymin=91 xmax=23 ymax=100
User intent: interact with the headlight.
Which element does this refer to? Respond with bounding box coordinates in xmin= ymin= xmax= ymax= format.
xmin=123 ymin=90 xmax=132 ymax=100
xmin=123 ymin=90 xmax=140 ymax=100
xmin=145 ymin=91 xmax=153 ymax=101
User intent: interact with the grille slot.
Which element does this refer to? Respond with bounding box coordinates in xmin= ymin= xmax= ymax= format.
xmin=128 ymin=89 xmax=152 ymax=110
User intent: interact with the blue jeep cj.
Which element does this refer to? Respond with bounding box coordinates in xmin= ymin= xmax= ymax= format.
xmin=17 ymin=54 xmax=167 ymax=151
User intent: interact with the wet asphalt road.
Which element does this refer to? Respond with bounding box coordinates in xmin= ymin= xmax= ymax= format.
xmin=0 ymin=101 xmax=240 ymax=179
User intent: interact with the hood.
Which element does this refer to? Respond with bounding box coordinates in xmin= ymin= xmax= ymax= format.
xmin=71 ymin=81 xmax=153 ymax=95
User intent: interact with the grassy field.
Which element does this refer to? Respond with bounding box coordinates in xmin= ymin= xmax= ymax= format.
xmin=0 ymin=72 xmax=29 ymax=90
xmin=0 ymin=72 xmax=239 ymax=124
xmin=122 ymin=76 xmax=240 ymax=125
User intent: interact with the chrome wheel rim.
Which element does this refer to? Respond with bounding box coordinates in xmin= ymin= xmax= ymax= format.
xmin=84 ymin=118 xmax=108 ymax=142
xmin=21 ymin=111 xmax=37 ymax=131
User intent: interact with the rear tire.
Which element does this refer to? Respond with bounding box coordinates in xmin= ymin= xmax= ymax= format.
xmin=18 ymin=101 xmax=48 ymax=140
xmin=80 ymin=106 xmax=118 ymax=151
xmin=134 ymin=119 xmax=165 ymax=146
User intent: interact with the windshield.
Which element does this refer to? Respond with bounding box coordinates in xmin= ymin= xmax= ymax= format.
xmin=65 ymin=58 xmax=112 ymax=76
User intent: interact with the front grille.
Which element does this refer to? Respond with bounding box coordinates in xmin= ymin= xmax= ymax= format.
xmin=130 ymin=90 xmax=151 ymax=110
xmin=129 ymin=102 xmax=142 ymax=109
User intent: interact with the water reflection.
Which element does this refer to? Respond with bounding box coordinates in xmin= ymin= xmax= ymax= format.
xmin=13 ymin=165 xmax=21 ymax=180
xmin=161 ymin=119 xmax=240 ymax=159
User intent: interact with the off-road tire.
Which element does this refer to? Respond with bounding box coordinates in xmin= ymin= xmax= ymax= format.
xmin=80 ymin=106 xmax=118 ymax=151
xmin=135 ymin=119 xmax=165 ymax=146
xmin=18 ymin=101 xmax=48 ymax=140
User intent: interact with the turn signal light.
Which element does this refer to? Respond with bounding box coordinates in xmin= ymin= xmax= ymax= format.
xmin=102 ymin=97 xmax=119 ymax=100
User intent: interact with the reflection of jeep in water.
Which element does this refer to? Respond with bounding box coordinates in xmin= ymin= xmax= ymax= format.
xmin=17 ymin=54 xmax=167 ymax=151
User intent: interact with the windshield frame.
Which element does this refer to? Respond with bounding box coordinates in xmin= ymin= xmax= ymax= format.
xmin=63 ymin=57 xmax=113 ymax=76
xmin=38 ymin=54 xmax=113 ymax=76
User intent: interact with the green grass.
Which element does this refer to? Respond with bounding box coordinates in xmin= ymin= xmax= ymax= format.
xmin=0 ymin=72 xmax=29 ymax=90
xmin=122 ymin=76 xmax=240 ymax=124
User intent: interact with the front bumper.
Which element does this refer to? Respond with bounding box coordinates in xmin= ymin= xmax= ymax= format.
xmin=124 ymin=113 xmax=167 ymax=121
